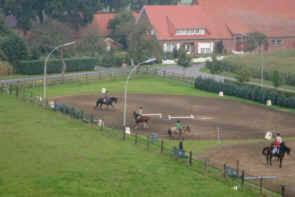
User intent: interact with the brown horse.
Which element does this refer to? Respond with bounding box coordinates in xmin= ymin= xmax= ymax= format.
xmin=262 ymin=142 xmax=291 ymax=168
xmin=133 ymin=112 xmax=150 ymax=129
xmin=168 ymin=125 xmax=191 ymax=138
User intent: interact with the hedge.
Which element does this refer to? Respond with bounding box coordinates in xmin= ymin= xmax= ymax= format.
xmin=195 ymin=77 xmax=295 ymax=109
xmin=16 ymin=57 xmax=97 ymax=75
xmin=217 ymin=60 xmax=295 ymax=86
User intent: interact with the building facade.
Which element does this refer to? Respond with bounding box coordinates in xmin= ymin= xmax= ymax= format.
xmin=136 ymin=0 xmax=295 ymax=55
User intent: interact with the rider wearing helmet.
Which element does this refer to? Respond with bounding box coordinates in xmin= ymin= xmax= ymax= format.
xmin=102 ymin=90 xmax=109 ymax=103
xmin=273 ymin=133 xmax=283 ymax=154
xmin=176 ymin=120 xmax=182 ymax=136
xmin=136 ymin=106 xmax=143 ymax=120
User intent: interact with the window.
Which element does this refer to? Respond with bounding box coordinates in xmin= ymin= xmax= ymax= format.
xmin=175 ymin=28 xmax=206 ymax=36
xmin=272 ymin=39 xmax=283 ymax=46
xmin=198 ymin=42 xmax=214 ymax=54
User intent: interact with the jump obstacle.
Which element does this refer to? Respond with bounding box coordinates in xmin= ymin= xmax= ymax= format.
xmin=143 ymin=113 xmax=163 ymax=118
xmin=168 ymin=114 xmax=195 ymax=120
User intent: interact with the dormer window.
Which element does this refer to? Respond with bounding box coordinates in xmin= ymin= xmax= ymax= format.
xmin=175 ymin=28 xmax=206 ymax=36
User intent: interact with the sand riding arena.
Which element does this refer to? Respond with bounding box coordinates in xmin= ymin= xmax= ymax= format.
xmin=55 ymin=94 xmax=295 ymax=140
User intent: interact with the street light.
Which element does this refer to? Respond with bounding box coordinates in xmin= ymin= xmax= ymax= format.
xmin=43 ymin=41 xmax=76 ymax=100
xmin=241 ymin=34 xmax=264 ymax=87
xmin=123 ymin=57 xmax=157 ymax=127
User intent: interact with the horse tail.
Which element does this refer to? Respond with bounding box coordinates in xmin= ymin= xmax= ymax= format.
xmin=262 ymin=147 xmax=270 ymax=156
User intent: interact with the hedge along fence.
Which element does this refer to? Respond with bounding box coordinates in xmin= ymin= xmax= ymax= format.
xmin=195 ymin=77 xmax=295 ymax=109
xmin=16 ymin=57 xmax=98 ymax=75
xmin=217 ymin=60 xmax=295 ymax=86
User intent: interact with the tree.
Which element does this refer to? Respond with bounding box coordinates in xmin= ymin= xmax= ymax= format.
xmin=272 ymin=70 xmax=283 ymax=88
xmin=0 ymin=33 xmax=28 ymax=64
xmin=245 ymin=32 xmax=268 ymax=52
xmin=27 ymin=19 xmax=74 ymax=56
xmin=128 ymin=21 xmax=162 ymax=64
xmin=0 ymin=0 xmax=101 ymax=31
xmin=101 ymin=0 xmax=130 ymax=11
xmin=177 ymin=46 xmax=191 ymax=75
xmin=76 ymin=27 xmax=104 ymax=57
xmin=108 ymin=11 xmax=135 ymax=49
xmin=130 ymin=0 xmax=177 ymax=10
xmin=236 ymin=67 xmax=251 ymax=84
xmin=27 ymin=19 xmax=74 ymax=82
xmin=206 ymin=58 xmax=223 ymax=74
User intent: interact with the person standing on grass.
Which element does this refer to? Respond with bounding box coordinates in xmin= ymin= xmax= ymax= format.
xmin=176 ymin=120 xmax=183 ymax=138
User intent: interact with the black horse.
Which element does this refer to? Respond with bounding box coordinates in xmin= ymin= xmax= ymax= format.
xmin=133 ymin=112 xmax=150 ymax=129
xmin=262 ymin=142 xmax=291 ymax=168
xmin=95 ymin=97 xmax=118 ymax=110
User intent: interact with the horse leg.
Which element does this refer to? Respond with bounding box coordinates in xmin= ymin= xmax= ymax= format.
xmin=146 ymin=121 xmax=149 ymax=128
xmin=269 ymin=155 xmax=272 ymax=166
xmin=279 ymin=156 xmax=283 ymax=168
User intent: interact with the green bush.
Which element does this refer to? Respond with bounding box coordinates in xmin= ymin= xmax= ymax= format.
xmin=206 ymin=59 xmax=223 ymax=74
xmin=195 ymin=77 xmax=295 ymax=108
xmin=16 ymin=57 xmax=97 ymax=75
xmin=100 ymin=51 xmax=128 ymax=67
xmin=220 ymin=60 xmax=295 ymax=86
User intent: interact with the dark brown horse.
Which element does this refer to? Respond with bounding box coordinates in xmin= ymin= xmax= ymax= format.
xmin=133 ymin=112 xmax=150 ymax=129
xmin=95 ymin=97 xmax=118 ymax=110
xmin=262 ymin=142 xmax=291 ymax=168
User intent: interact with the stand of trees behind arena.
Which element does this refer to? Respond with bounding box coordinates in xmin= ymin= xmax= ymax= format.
xmin=0 ymin=2 xmax=163 ymax=74
xmin=195 ymin=77 xmax=295 ymax=109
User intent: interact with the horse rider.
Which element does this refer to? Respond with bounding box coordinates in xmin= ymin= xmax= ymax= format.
xmin=136 ymin=106 xmax=143 ymax=120
xmin=272 ymin=133 xmax=283 ymax=154
xmin=176 ymin=120 xmax=183 ymax=136
xmin=102 ymin=90 xmax=109 ymax=103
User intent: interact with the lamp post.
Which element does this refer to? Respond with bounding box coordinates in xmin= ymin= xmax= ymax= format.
xmin=242 ymin=34 xmax=265 ymax=87
xmin=123 ymin=57 xmax=157 ymax=127
xmin=43 ymin=41 xmax=76 ymax=100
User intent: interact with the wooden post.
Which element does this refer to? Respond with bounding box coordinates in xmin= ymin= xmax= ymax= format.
xmin=160 ymin=140 xmax=164 ymax=153
xmin=123 ymin=129 xmax=126 ymax=140
xmin=236 ymin=160 xmax=240 ymax=176
xmin=15 ymin=85 xmax=19 ymax=97
xmin=259 ymin=177 xmax=263 ymax=194
xmin=134 ymin=133 xmax=138 ymax=144
xmin=241 ymin=170 xmax=245 ymax=188
xmin=80 ymin=110 xmax=85 ymax=122
xmin=281 ymin=185 xmax=285 ymax=197
xmin=189 ymin=151 xmax=192 ymax=166
xmin=224 ymin=164 xmax=227 ymax=178
xmin=146 ymin=135 xmax=150 ymax=150
xmin=90 ymin=114 xmax=94 ymax=127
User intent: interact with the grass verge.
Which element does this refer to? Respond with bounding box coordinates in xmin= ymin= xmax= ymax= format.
xmin=0 ymin=94 xmax=259 ymax=196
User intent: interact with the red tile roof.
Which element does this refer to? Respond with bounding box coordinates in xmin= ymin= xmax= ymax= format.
xmin=140 ymin=0 xmax=295 ymax=41
xmin=199 ymin=0 xmax=295 ymax=37
xmin=91 ymin=12 xmax=116 ymax=36
xmin=87 ymin=12 xmax=139 ymax=37
xmin=142 ymin=5 xmax=231 ymax=40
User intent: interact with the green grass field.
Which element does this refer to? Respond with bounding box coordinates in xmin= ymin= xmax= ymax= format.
xmin=0 ymin=95 xmax=261 ymax=197
xmin=224 ymin=49 xmax=295 ymax=73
